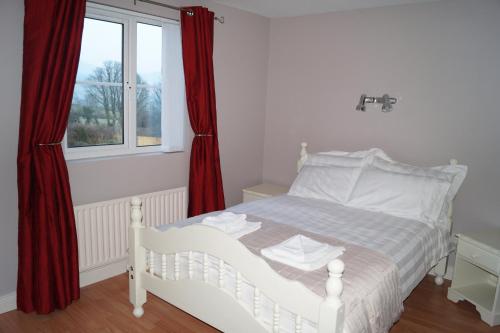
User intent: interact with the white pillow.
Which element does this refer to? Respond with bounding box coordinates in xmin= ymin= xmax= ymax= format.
xmin=302 ymin=148 xmax=394 ymax=202
xmin=372 ymin=156 xmax=467 ymax=227
xmin=318 ymin=148 xmax=393 ymax=162
xmin=304 ymin=154 xmax=363 ymax=168
xmin=288 ymin=165 xmax=360 ymax=204
xmin=347 ymin=165 xmax=452 ymax=226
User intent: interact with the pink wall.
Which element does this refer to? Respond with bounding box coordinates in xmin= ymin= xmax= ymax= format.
xmin=207 ymin=0 xmax=270 ymax=206
xmin=263 ymin=0 xmax=500 ymax=232
xmin=68 ymin=0 xmax=270 ymax=207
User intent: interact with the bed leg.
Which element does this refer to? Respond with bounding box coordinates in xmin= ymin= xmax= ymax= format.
xmin=433 ymin=256 xmax=447 ymax=286
xmin=133 ymin=306 xmax=144 ymax=318
xmin=129 ymin=197 xmax=147 ymax=318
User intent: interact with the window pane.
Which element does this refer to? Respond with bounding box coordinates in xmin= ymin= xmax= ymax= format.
xmin=68 ymin=83 xmax=124 ymax=148
xmin=76 ymin=18 xmax=123 ymax=83
xmin=137 ymin=23 xmax=162 ymax=146
xmin=137 ymin=23 xmax=162 ymax=85
xmin=69 ymin=18 xmax=124 ymax=148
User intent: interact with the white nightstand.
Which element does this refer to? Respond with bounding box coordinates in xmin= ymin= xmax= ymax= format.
xmin=447 ymin=231 xmax=500 ymax=326
xmin=242 ymin=183 xmax=288 ymax=203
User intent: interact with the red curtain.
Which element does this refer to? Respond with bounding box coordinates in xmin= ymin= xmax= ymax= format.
xmin=17 ymin=0 xmax=85 ymax=313
xmin=181 ymin=7 xmax=225 ymax=217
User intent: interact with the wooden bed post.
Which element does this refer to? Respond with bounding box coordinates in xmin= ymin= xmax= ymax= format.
xmin=297 ymin=142 xmax=308 ymax=172
xmin=318 ymin=259 xmax=345 ymax=333
xmin=433 ymin=158 xmax=459 ymax=286
xmin=129 ymin=197 xmax=147 ymax=317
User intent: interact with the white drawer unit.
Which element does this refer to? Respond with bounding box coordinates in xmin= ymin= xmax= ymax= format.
xmin=242 ymin=183 xmax=288 ymax=203
xmin=457 ymin=240 xmax=500 ymax=275
xmin=448 ymin=231 xmax=500 ymax=326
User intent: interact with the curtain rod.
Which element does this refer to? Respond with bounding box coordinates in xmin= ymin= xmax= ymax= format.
xmin=134 ymin=0 xmax=225 ymax=23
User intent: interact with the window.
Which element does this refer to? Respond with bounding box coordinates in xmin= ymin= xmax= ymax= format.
xmin=64 ymin=4 xmax=185 ymax=160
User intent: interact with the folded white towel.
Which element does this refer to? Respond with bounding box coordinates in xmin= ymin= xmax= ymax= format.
xmin=202 ymin=212 xmax=247 ymax=233
xmin=261 ymin=235 xmax=345 ymax=271
xmin=201 ymin=212 xmax=261 ymax=239
xmin=271 ymin=234 xmax=331 ymax=262
xmin=228 ymin=221 xmax=262 ymax=239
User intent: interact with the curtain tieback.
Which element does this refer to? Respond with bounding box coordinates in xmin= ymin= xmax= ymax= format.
xmin=36 ymin=142 xmax=62 ymax=147
xmin=195 ymin=134 xmax=213 ymax=137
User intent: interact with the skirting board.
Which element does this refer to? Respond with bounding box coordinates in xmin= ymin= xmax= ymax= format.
xmin=0 ymin=260 xmax=128 ymax=315
xmin=0 ymin=292 xmax=16 ymax=314
xmin=80 ymin=258 xmax=128 ymax=288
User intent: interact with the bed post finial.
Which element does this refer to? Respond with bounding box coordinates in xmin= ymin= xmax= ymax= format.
xmin=318 ymin=259 xmax=345 ymax=332
xmin=326 ymin=259 xmax=344 ymax=303
xmin=297 ymin=142 xmax=308 ymax=172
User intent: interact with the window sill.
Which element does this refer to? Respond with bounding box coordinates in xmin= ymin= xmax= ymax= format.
xmin=64 ymin=146 xmax=184 ymax=162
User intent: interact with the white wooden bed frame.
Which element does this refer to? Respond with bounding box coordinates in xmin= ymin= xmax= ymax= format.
xmin=128 ymin=142 xmax=455 ymax=332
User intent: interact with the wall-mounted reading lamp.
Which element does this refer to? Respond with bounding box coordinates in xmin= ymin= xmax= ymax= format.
xmin=356 ymin=94 xmax=397 ymax=112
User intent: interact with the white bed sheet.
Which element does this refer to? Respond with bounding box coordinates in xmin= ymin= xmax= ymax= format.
xmin=154 ymin=194 xmax=450 ymax=332
xmin=229 ymin=195 xmax=450 ymax=299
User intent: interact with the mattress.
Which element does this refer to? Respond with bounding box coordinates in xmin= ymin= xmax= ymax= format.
xmin=154 ymin=194 xmax=450 ymax=332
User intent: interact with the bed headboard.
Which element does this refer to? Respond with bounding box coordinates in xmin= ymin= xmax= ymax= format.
xmin=296 ymin=142 xmax=457 ymax=231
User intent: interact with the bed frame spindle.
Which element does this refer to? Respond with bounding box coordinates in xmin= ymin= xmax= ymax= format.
xmin=273 ymin=304 xmax=280 ymax=332
xmin=236 ymin=272 xmax=242 ymax=300
xmin=254 ymin=288 xmax=261 ymax=318
xmin=150 ymin=251 xmax=155 ymax=276
xmin=218 ymin=259 xmax=225 ymax=288
xmin=161 ymin=254 xmax=167 ymax=280
xmin=188 ymin=251 xmax=194 ymax=280
xmin=203 ymin=253 xmax=209 ymax=282
xmin=174 ymin=253 xmax=180 ymax=280
xmin=295 ymin=315 xmax=302 ymax=333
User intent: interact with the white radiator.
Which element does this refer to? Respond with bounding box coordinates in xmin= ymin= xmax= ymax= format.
xmin=74 ymin=187 xmax=187 ymax=285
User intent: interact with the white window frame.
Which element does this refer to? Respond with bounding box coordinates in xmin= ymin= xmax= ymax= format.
xmin=64 ymin=3 xmax=185 ymax=160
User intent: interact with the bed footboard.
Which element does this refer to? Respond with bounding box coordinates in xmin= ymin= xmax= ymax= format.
xmin=128 ymin=197 xmax=345 ymax=333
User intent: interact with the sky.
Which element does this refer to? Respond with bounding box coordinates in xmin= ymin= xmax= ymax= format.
xmin=77 ymin=18 xmax=162 ymax=85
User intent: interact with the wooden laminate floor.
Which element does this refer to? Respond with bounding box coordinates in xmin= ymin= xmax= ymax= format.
xmin=0 ymin=274 xmax=499 ymax=333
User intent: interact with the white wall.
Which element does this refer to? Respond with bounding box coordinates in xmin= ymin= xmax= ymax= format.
xmin=263 ymin=0 xmax=500 ymax=233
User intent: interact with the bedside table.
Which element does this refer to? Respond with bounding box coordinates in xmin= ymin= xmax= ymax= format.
xmin=242 ymin=183 xmax=288 ymax=203
xmin=447 ymin=231 xmax=500 ymax=326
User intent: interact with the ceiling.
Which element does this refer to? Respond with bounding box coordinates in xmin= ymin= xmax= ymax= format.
xmin=212 ymin=0 xmax=441 ymax=18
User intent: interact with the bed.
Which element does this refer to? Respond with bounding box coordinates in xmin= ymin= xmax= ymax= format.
xmin=128 ymin=143 xmax=466 ymax=333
